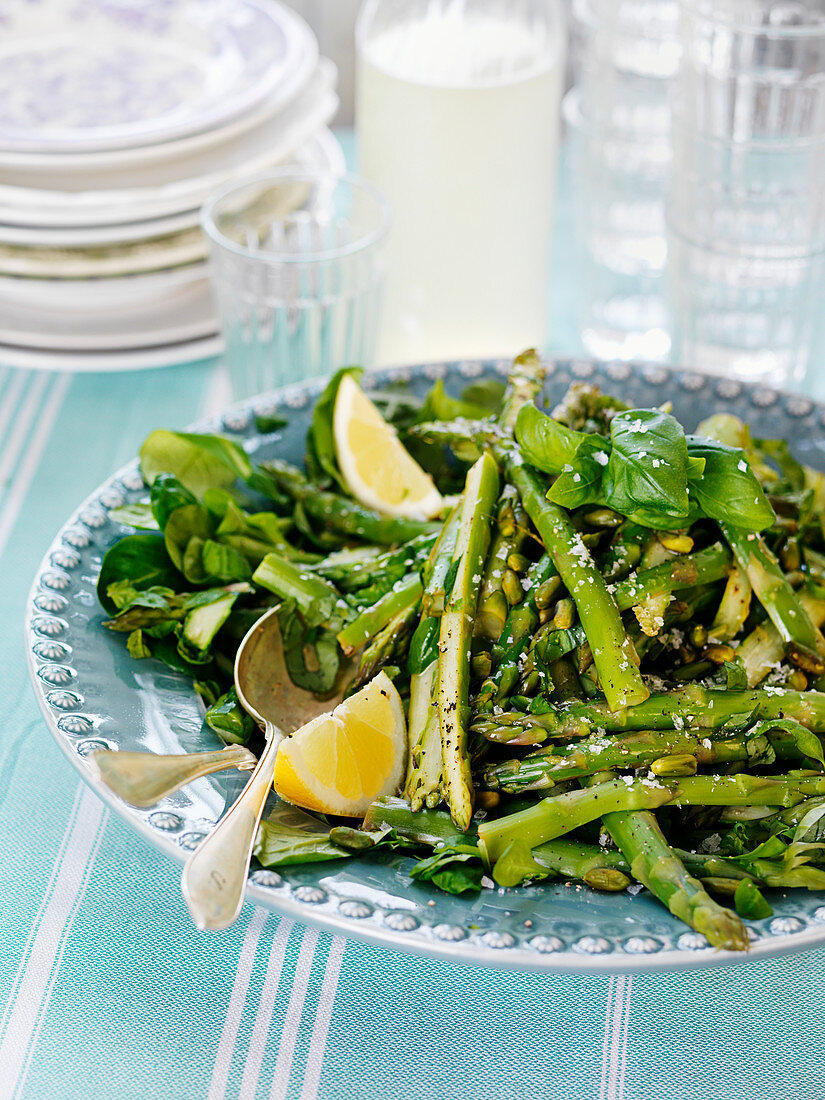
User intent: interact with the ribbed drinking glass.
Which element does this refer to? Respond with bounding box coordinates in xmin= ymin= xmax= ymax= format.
xmin=202 ymin=170 xmax=390 ymax=398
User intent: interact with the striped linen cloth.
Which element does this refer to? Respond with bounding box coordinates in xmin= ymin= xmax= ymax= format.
xmin=3 ymin=357 xmax=825 ymax=1100
xmin=5 ymin=130 xmax=825 ymax=1098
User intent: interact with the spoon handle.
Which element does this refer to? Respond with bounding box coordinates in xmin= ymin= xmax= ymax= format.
xmin=89 ymin=745 xmax=257 ymax=808
xmin=181 ymin=726 xmax=284 ymax=931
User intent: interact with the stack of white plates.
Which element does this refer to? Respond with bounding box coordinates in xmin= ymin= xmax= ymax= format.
xmin=0 ymin=0 xmax=343 ymax=371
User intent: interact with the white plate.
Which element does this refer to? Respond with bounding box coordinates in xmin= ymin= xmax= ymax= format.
xmin=0 ymin=263 xmax=209 ymax=311
xmin=0 ymin=129 xmax=345 ymax=367
xmin=0 ymin=42 xmax=318 ymax=174
xmin=0 ymin=122 xmax=345 ymax=248
xmin=0 ymin=209 xmax=202 ymax=248
xmin=0 ymin=335 xmax=223 ymax=372
xmin=0 ymin=69 xmax=339 ymax=227
xmin=0 ymin=280 xmax=216 ymax=351
xmin=0 ymin=229 xmax=206 ymax=279
xmin=0 ymin=0 xmax=313 ymax=153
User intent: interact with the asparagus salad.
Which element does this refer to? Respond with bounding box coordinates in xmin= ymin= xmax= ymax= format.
xmin=98 ymin=352 xmax=825 ymax=951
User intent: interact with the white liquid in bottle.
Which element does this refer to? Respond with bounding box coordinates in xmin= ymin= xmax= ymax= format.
xmin=356 ymin=3 xmax=564 ymax=365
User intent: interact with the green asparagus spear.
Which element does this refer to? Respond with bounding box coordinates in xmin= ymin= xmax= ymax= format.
xmin=363 ymin=796 xmax=467 ymax=847
xmin=505 ymin=455 xmax=649 ymax=711
xmin=475 ymin=491 xmax=527 ymax=642
xmin=438 ymin=452 xmax=500 ymax=829
xmin=600 ymin=805 xmax=749 ymax=951
xmin=405 ymin=660 xmax=443 ymax=810
xmin=337 ymin=573 xmax=423 ymax=654
xmin=478 ymin=773 xmax=825 ymax=862
xmin=481 ymin=723 xmax=818 ymax=792
xmin=257 ymin=459 xmax=439 ymax=545
xmin=476 ymin=553 xmax=557 ymax=707
xmin=474 ymin=685 xmax=825 ymax=744
xmin=406 ymin=507 xmax=463 ymax=808
xmin=352 ymin=599 xmax=419 ymax=689
xmin=252 ymin=553 xmax=343 ymax=616
xmin=737 ymin=591 xmax=825 ymax=686
xmin=499 ymin=347 xmax=547 ymax=434
xmin=722 ymin=524 xmax=819 ymax=649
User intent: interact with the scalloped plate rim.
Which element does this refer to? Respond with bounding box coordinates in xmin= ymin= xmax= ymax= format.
xmin=25 ymin=357 xmax=825 ymax=973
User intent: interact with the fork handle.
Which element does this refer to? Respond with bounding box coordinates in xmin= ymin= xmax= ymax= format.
xmin=181 ymin=727 xmax=284 ymax=931
xmin=89 ymin=745 xmax=256 ymax=808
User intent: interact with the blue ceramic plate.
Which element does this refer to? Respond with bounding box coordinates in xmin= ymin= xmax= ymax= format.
xmin=25 ymin=358 xmax=825 ymax=972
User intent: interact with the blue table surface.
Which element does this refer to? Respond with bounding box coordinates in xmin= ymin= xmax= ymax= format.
xmin=1 ymin=128 xmax=825 ymax=1100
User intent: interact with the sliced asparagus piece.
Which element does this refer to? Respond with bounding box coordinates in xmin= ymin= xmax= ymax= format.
xmin=722 ymin=524 xmax=818 ymax=649
xmin=437 ymin=452 xmax=500 ymax=829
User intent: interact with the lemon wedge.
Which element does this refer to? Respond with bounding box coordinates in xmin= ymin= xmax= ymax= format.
xmin=271 ymin=671 xmax=407 ymax=817
xmin=333 ymin=373 xmax=443 ymax=520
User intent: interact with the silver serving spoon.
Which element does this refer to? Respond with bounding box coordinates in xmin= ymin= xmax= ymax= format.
xmin=89 ymin=743 xmax=257 ymax=808
xmin=180 ymin=605 xmax=354 ymax=931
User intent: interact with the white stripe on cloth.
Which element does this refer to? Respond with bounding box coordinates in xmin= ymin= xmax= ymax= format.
xmin=207 ymin=908 xmax=271 ymax=1100
xmin=0 ymin=786 xmax=107 ymax=1100
xmin=617 ymin=975 xmax=633 ymax=1100
xmin=0 ymin=373 xmax=71 ymax=561
xmin=0 ymin=785 xmax=85 ymax=1038
xmin=599 ymin=974 xmax=633 ymax=1100
xmin=0 ymin=370 xmax=29 ymax=460
xmin=598 ymin=977 xmax=616 ymax=1100
xmin=236 ymin=918 xmax=295 ymax=1100
xmin=268 ymin=925 xmax=320 ymax=1100
xmin=298 ymin=936 xmax=346 ymax=1100
xmin=0 ymin=371 xmax=50 ymax=498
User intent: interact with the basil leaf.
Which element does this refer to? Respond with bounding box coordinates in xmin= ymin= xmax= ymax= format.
xmin=200 ymin=539 xmax=252 ymax=582
xmin=409 ymin=844 xmax=484 ymax=895
xmin=545 ymin=438 xmax=607 ymax=509
xmin=305 ymin=366 xmax=363 ymax=487
xmin=278 ymin=602 xmax=341 ymax=694
xmin=97 ymin=533 xmax=183 ymax=615
xmin=108 ymin=503 xmax=159 ymax=530
xmin=746 ymin=718 xmax=825 ymax=768
xmin=686 ymin=437 xmax=775 ymax=531
xmin=604 ymin=409 xmax=690 ymax=526
xmin=150 ymin=473 xmax=198 ymax=531
xmin=515 ymin=404 xmax=605 ymax=475
xmin=205 ymin=686 xmax=255 ymax=745
xmin=254 ymin=821 xmax=350 ymax=868
xmin=140 ymin=430 xmax=251 ymax=498
xmin=163 ymin=503 xmax=215 ymax=582
xmin=723 ymin=656 xmax=749 ymax=690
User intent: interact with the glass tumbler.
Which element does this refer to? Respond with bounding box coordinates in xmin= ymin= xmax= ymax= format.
xmin=566 ymin=0 xmax=679 ymax=360
xmin=667 ymin=1 xmax=825 ymax=387
xmin=202 ymin=170 xmax=390 ymax=399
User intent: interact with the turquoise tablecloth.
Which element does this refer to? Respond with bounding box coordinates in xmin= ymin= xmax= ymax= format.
xmin=3 ymin=131 xmax=825 ymax=1100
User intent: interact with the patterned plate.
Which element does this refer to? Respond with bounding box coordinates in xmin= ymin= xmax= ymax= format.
xmin=25 ymin=359 xmax=825 ymax=973
xmin=0 ymin=0 xmax=313 ymax=153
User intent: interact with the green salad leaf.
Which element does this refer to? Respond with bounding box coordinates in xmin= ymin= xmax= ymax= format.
xmin=140 ymin=429 xmax=251 ymax=498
